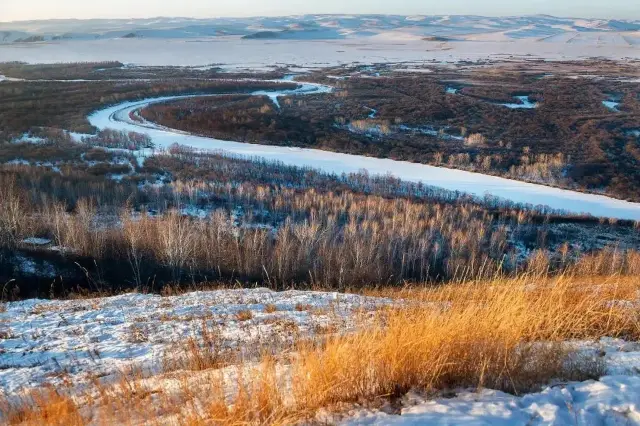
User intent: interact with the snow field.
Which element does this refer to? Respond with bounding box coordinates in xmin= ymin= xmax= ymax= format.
xmin=0 ymin=289 xmax=387 ymax=395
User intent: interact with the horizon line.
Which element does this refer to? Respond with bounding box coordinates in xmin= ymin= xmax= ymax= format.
xmin=1 ymin=13 xmax=636 ymax=25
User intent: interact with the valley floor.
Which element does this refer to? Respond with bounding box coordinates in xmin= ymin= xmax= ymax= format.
xmin=0 ymin=37 xmax=638 ymax=68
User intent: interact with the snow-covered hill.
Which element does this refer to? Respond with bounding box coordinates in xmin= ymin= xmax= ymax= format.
xmin=0 ymin=289 xmax=386 ymax=394
xmin=2 ymin=289 xmax=640 ymax=425
xmin=1 ymin=15 xmax=639 ymax=44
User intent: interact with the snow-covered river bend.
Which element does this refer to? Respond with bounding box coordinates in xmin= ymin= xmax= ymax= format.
xmin=88 ymin=80 xmax=640 ymax=220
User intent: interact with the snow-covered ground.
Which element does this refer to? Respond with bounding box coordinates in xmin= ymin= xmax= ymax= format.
xmin=2 ymin=289 xmax=639 ymax=426
xmin=87 ymin=82 xmax=640 ymax=220
xmin=342 ymin=374 xmax=640 ymax=425
xmin=0 ymin=289 xmax=386 ymax=395
xmin=502 ymin=95 xmax=538 ymax=109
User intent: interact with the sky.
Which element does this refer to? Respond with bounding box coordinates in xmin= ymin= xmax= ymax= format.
xmin=2 ymin=0 xmax=638 ymax=22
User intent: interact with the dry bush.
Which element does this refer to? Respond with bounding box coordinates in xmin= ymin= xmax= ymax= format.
xmin=0 ymin=176 xmax=33 ymax=246
xmin=349 ymin=119 xmax=391 ymax=135
xmin=236 ymin=309 xmax=254 ymax=322
xmin=264 ymin=303 xmax=278 ymax=313
xmin=164 ymin=321 xmax=233 ymax=372
xmin=0 ymin=389 xmax=85 ymax=426
xmin=464 ymin=133 xmax=486 ymax=147
xmin=126 ymin=324 xmax=149 ymax=343
xmin=294 ymin=303 xmax=312 ymax=312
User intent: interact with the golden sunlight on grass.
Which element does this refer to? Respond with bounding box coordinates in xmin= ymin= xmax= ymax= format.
xmin=293 ymin=275 xmax=639 ymax=411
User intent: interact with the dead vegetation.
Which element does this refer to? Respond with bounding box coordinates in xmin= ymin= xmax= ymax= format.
xmin=1 ymin=144 xmax=639 ymax=298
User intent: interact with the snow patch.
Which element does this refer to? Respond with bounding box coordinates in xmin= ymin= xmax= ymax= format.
xmin=0 ymin=289 xmax=387 ymax=394
xmin=502 ymin=95 xmax=538 ymax=109
xmin=342 ymin=376 xmax=640 ymax=425
xmin=21 ymin=238 xmax=52 ymax=246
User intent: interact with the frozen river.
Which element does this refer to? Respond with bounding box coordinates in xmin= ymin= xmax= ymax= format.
xmin=88 ymin=80 xmax=640 ymax=221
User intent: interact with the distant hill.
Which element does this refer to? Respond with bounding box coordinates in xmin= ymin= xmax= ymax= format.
xmin=242 ymin=31 xmax=282 ymax=39
xmin=1 ymin=15 xmax=639 ymax=44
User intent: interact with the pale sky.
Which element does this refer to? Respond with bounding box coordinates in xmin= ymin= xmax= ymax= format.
xmin=2 ymin=0 xmax=638 ymax=22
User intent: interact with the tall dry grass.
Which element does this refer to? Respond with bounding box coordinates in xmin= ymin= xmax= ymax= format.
xmin=0 ymin=388 xmax=84 ymax=426
xmin=294 ymin=275 xmax=640 ymax=409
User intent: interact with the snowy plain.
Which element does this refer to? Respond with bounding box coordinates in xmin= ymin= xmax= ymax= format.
xmin=87 ymin=81 xmax=640 ymax=220
xmin=0 ymin=36 xmax=639 ymax=70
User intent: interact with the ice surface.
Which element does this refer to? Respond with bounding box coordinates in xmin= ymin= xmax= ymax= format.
xmin=0 ymin=36 xmax=638 ymax=69
xmin=603 ymin=100 xmax=621 ymax=112
xmin=502 ymin=95 xmax=538 ymax=109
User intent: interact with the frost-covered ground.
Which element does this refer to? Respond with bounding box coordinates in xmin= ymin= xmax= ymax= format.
xmin=0 ymin=289 xmax=386 ymax=395
xmin=87 ymin=82 xmax=640 ymax=220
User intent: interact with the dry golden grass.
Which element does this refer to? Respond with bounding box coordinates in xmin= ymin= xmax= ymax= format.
xmin=294 ymin=303 xmax=312 ymax=312
xmin=2 ymin=275 xmax=639 ymax=425
xmin=180 ymin=357 xmax=301 ymax=426
xmin=163 ymin=321 xmax=234 ymax=373
xmin=1 ymin=389 xmax=84 ymax=426
xmin=264 ymin=303 xmax=278 ymax=313
xmin=292 ymin=275 xmax=639 ymax=411
xmin=236 ymin=309 xmax=254 ymax=322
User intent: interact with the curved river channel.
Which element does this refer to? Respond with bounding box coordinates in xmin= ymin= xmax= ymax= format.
xmin=88 ymin=79 xmax=640 ymax=221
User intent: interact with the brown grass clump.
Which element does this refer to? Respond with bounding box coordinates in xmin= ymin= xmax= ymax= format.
xmin=1 ymin=389 xmax=85 ymax=426
xmin=164 ymin=321 xmax=232 ymax=372
xmin=294 ymin=303 xmax=312 ymax=312
xmin=236 ymin=309 xmax=254 ymax=322
xmin=264 ymin=303 xmax=278 ymax=313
